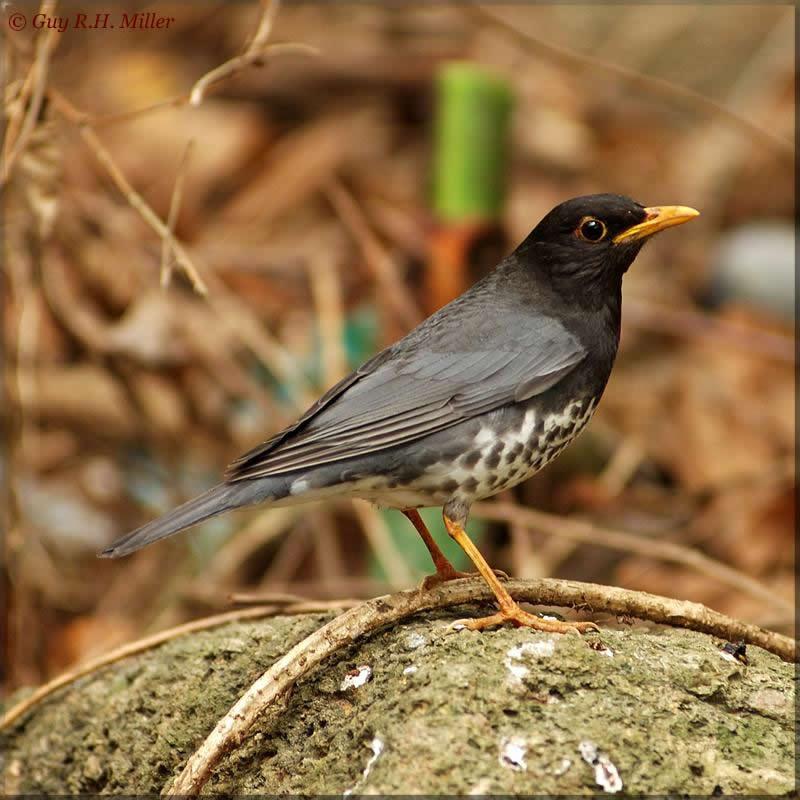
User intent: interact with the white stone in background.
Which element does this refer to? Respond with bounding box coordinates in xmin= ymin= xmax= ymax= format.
xmin=711 ymin=222 xmax=795 ymax=319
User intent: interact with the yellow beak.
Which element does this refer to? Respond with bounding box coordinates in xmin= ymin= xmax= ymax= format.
xmin=613 ymin=205 xmax=700 ymax=244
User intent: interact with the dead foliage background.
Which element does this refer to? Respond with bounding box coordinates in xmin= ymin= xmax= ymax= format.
xmin=1 ymin=1 xmax=794 ymax=693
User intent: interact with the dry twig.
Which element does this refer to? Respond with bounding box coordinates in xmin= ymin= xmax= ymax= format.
xmin=36 ymin=3 xmax=316 ymax=129
xmin=202 ymin=508 xmax=300 ymax=586
xmin=43 ymin=86 xmax=320 ymax=415
xmin=0 ymin=605 xmax=276 ymax=731
xmin=202 ymin=269 xmax=316 ymax=411
xmin=473 ymin=501 xmax=793 ymax=617
xmin=468 ymin=4 xmax=793 ymax=159
xmin=44 ymin=85 xmax=318 ymax=410
xmin=625 ymin=297 xmax=794 ymax=363
xmin=1 ymin=0 xmax=59 ymax=185
xmin=324 ymin=178 xmax=423 ymax=332
xmin=229 ymin=590 xmax=357 ymax=608
xmin=32 ymin=0 xmax=318 ymax=297
xmin=258 ymin=521 xmax=313 ymax=588
xmin=161 ymin=139 xmax=195 ymax=288
xmin=166 ymin=576 xmax=794 ymax=795
xmin=306 ymin=253 xmax=348 ymax=388
xmin=230 ymin=577 xmax=390 ymax=602
xmin=596 ymin=438 xmax=646 ymax=497
xmin=47 ymin=90 xmax=209 ymax=295
xmin=350 ymin=501 xmax=415 ymax=589
xmin=188 ymin=0 xmax=319 ymax=107
xmin=0 ymin=597 xmax=359 ymax=733
xmin=309 ymin=508 xmax=349 ymax=588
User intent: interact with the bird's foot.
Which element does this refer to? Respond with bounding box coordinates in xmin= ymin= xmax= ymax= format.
xmin=453 ymin=602 xmax=599 ymax=634
xmin=419 ymin=567 xmax=509 ymax=591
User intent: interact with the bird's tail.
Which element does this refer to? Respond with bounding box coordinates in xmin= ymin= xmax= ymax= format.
xmin=99 ymin=481 xmax=262 ymax=558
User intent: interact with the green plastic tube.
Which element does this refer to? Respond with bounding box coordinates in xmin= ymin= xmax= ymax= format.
xmin=432 ymin=62 xmax=513 ymax=222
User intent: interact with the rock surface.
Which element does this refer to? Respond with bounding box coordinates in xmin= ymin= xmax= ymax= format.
xmin=2 ymin=609 xmax=795 ymax=795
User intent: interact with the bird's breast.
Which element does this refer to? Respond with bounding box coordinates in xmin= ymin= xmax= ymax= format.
xmin=452 ymin=395 xmax=600 ymax=499
xmin=346 ymin=395 xmax=599 ymax=509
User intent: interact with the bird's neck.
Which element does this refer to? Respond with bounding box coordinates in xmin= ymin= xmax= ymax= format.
xmin=601 ymin=283 xmax=623 ymax=337
xmin=501 ymin=254 xmax=623 ymax=325
xmin=515 ymin=240 xmax=625 ymax=314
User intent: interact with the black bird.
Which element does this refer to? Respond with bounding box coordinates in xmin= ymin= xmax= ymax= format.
xmin=101 ymin=194 xmax=698 ymax=634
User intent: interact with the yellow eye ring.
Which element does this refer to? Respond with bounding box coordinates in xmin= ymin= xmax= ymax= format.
xmin=576 ymin=217 xmax=607 ymax=242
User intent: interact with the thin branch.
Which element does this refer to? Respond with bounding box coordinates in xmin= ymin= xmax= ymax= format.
xmin=624 ymin=297 xmax=795 ymax=364
xmin=202 ymin=507 xmax=300 ymax=586
xmin=0 ymin=605 xmax=278 ymax=731
xmin=249 ymin=0 xmax=280 ymax=51
xmin=472 ymin=501 xmax=793 ymax=617
xmin=229 ymin=591 xmax=360 ymax=608
xmin=23 ymin=0 xmax=317 ymax=296
xmin=324 ymin=178 xmax=423 ymax=331
xmin=201 ymin=269 xmax=317 ymax=411
xmin=310 ymin=508 xmax=349 ymax=588
xmin=467 ymin=4 xmax=793 ymax=160
xmin=306 ymin=253 xmax=347 ymax=388
xmin=35 ymin=3 xmax=314 ymax=128
xmin=189 ymin=42 xmax=319 ymax=107
xmin=188 ymin=0 xmax=318 ymax=107
xmin=39 ymin=89 xmax=316 ymax=409
xmin=47 ymin=90 xmax=209 ymax=295
xmin=165 ymin=576 xmax=794 ymax=795
xmin=350 ymin=500 xmax=416 ymax=589
xmin=91 ymin=94 xmax=187 ymax=128
xmin=596 ymin=437 xmax=646 ymax=497
xmin=161 ymin=138 xmax=195 ymax=288
xmin=0 ymin=0 xmax=60 ymax=185
xmin=229 ymin=576 xmax=391 ymax=602
xmin=2 ymin=54 xmax=37 ymax=173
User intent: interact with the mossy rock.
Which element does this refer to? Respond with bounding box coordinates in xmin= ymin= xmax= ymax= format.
xmin=1 ymin=609 xmax=795 ymax=795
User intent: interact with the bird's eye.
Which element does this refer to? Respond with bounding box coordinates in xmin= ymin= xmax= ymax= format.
xmin=577 ymin=217 xmax=607 ymax=242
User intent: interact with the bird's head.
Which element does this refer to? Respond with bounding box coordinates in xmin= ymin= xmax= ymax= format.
xmin=518 ymin=194 xmax=699 ymax=301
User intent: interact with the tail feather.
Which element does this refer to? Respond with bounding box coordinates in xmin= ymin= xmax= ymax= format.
xmin=99 ymin=482 xmax=255 ymax=558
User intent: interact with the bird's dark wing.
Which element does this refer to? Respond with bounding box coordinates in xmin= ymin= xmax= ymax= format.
xmin=226 ymin=313 xmax=585 ymax=481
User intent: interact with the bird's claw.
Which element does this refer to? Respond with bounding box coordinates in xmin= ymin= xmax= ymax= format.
xmin=419 ymin=567 xmax=508 ymax=592
xmin=451 ymin=604 xmax=600 ymax=635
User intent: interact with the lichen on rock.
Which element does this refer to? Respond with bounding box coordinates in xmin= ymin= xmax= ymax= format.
xmin=1 ymin=609 xmax=795 ymax=795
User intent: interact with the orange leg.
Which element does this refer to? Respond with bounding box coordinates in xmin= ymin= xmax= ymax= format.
xmin=443 ymin=512 xmax=598 ymax=634
xmin=402 ymin=509 xmax=467 ymax=587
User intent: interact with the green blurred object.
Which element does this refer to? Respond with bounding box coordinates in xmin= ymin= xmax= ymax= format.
xmin=296 ymin=306 xmax=486 ymax=582
xmin=366 ymin=63 xmax=511 ymax=582
xmin=371 ymin=507 xmax=485 ymax=582
xmin=432 ymin=62 xmax=513 ymax=222
xmin=342 ymin=306 xmax=380 ymax=369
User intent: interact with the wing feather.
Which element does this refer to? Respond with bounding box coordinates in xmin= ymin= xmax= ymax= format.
xmin=227 ymin=309 xmax=587 ymax=481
